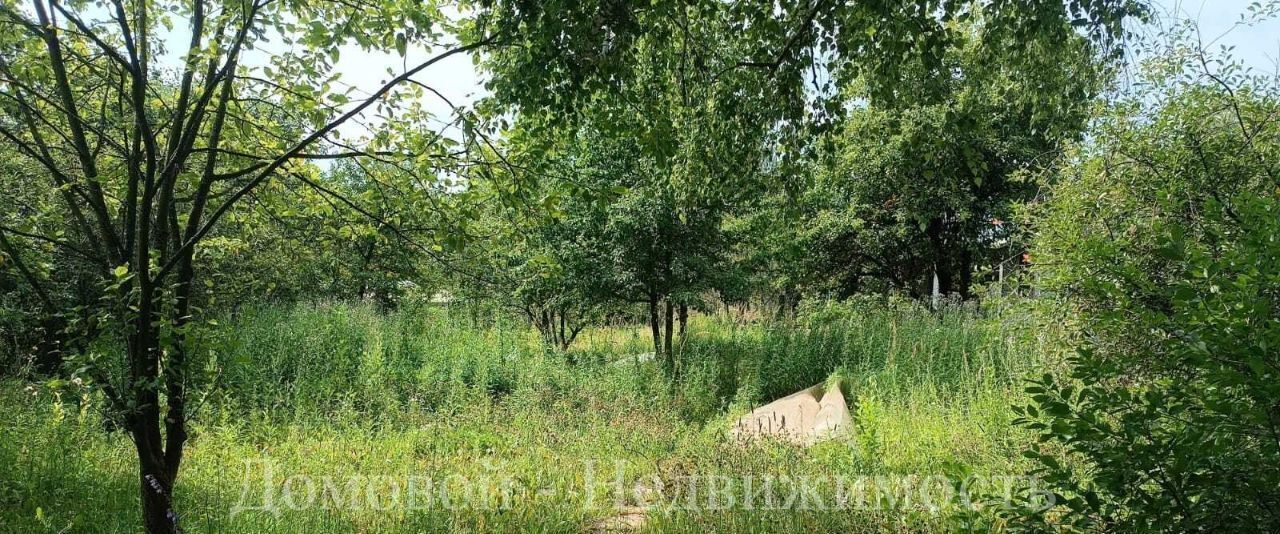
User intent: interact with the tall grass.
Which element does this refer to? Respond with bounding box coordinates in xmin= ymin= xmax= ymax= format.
xmin=669 ymin=298 xmax=1036 ymax=425
xmin=211 ymin=303 xmax=529 ymax=420
xmin=0 ymin=298 xmax=1049 ymax=532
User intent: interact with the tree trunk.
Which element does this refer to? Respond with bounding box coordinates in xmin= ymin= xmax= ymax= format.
xmin=926 ymin=216 xmax=954 ymax=298
xmin=678 ymin=303 xmax=688 ymax=343
xmin=663 ymin=299 xmax=675 ymax=377
xmin=128 ymin=335 xmax=181 ymax=534
xmin=648 ymin=293 xmax=662 ymax=358
xmin=34 ymin=316 xmax=65 ymax=374
xmin=558 ymin=309 xmax=567 ymax=349
xmin=136 ymin=443 xmax=178 ymax=533
xmin=129 ymin=253 xmax=188 ymax=534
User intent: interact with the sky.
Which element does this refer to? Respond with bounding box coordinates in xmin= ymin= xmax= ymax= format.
xmin=149 ymin=8 xmax=486 ymax=141
xmin=1144 ymin=0 xmax=1280 ymax=74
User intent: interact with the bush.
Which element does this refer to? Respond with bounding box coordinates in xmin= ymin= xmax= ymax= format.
xmin=1018 ymin=40 xmax=1280 ymax=530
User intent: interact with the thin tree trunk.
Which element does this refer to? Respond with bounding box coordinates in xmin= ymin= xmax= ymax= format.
xmin=34 ymin=316 xmax=65 ymax=374
xmin=135 ymin=439 xmax=178 ymax=533
xmin=129 ymin=331 xmax=179 ymax=534
xmin=0 ymin=228 xmax=67 ymax=372
xmin=663 ymin=298 xmax=674 ymax=377
xmin=648 ymin=293 xmax=662 ymax=358
xmin=558 ymin=309 xmax=566 ymax=349
xmin=926 ymin=216 xmax=954 ymax=298
xmin=678 ymin=303 xmax=688 ymax=342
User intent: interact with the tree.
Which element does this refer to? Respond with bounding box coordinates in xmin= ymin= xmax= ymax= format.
xmin=450 ymin=154 xmax=612 ymax=351
xmin=457 ymin=122 xmax=740 ymax=363
xmin=466 ymin=0 xmax=1143 ymax=316
xmin=801 ymin=14 xmax=1104 ymax=300
xmin=0 ymin=1 xmax=497 ymax=530
xmin=197 ymin=160 xmax=444 ymax=308
xmin=1016 ymin=12 xmax=1280 ymax=529
xmin=0 ymin=1 xmax=1148 ymax=529
xmin=472 ymin=1 xmax=782 ymax=370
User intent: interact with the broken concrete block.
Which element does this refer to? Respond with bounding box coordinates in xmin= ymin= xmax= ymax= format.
xmin=730 ymin=380 xmax=853 ymax=446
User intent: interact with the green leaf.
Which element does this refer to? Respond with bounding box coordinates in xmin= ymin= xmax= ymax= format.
xmin=395 ymin=33 xmax=407 ymax=57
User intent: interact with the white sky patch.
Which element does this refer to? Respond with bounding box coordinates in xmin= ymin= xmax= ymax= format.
xmin=147 ymin=7 xmax=486 ymax=148
xmin=1154 ymin=0 xmax=1280 ymax=75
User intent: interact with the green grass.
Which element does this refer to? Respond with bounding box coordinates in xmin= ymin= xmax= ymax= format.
xmin=0 ymin=299 xmax=1051 ymax=532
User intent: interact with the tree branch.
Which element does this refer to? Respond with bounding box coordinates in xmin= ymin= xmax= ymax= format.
xmin=156 ymin=35 xmax=498 ymax=281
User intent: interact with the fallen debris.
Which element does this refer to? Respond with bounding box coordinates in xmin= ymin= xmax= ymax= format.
xmin=730 ymin=380 xmax=853 ymax=445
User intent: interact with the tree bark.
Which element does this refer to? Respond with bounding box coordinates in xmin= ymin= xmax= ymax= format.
xmin=558 ymin=309 xmax=566 ymax=349
xmin=926 ymin=216 xmax=954 ymax=298
xmin=135 ymin=438 xmax=178 ymax=533
xmin=129 ymin=328 xmax=180 ymax=534
xmin=678 ymin=303 xmax=688 ymax=342
xmin=648 ymin=293 xmax=662 ymax=358
xmin=663 ymin=298 xmax=675 ymax=377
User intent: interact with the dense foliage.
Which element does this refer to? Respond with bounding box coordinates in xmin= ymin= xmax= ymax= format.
xmin=800 ymin=18 xmax=1102 ymax=299
xmin=1017 ymin=19 xmax=1280 ymax=530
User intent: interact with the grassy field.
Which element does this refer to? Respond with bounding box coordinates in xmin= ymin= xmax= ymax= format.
xmin=0 ymin=299 xmax=1059 ymax=532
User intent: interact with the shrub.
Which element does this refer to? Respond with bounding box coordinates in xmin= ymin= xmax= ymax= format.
xmin=1018 ymin=38 xmax=1280 ymax=530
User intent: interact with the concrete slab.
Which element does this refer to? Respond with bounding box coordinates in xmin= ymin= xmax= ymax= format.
xmin=730 ymin=380 xmax=853 ymax=445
